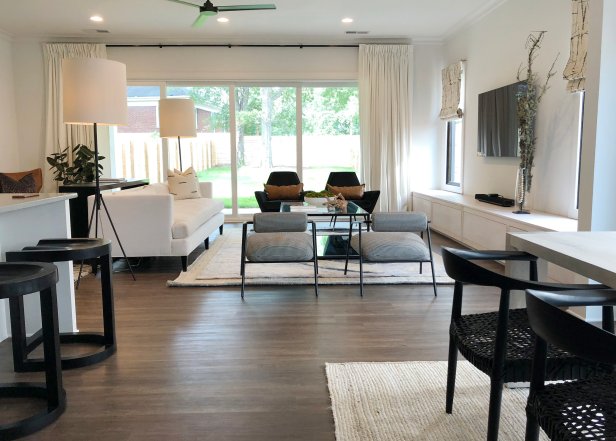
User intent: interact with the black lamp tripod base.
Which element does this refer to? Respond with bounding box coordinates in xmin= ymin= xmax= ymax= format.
xmin=78 ymin=122 xmax=136 ymax=282
xmin=86 ymin=195 xmax=136 ymax=281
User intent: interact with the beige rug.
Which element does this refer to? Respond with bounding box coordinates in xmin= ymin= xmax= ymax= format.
xmin=168 ymin=228 xmax=453 ymax=287
xmin=326 ymin=361 xmax=547 ymax=441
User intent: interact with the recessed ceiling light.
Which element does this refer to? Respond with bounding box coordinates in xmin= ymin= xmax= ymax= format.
xmin=217 ymin=17 xmax=229 ymax=23
xmin=90 ymin=15 xmax=104 ymax=22
xmin=341 ymin=18 xmax=354 ymax=24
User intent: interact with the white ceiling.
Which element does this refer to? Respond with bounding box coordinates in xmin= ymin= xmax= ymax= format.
xmin=0 ymin=0 xmax=506 ymax=45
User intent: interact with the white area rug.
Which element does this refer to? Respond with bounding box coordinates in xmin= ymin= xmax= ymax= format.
xmin=326 ymin=361 xmax=547 ymax=441
xmin=169 ymin=228 xmax=453 ymax=287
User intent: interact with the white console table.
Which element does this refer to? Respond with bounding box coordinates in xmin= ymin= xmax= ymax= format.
xmin=0 ymin=193 xmax=77 ymax=342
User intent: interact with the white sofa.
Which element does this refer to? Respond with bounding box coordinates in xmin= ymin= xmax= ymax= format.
xmin=88 ymin=182 xmax=224 ymax=271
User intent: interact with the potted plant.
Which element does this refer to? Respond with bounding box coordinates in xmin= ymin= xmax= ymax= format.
xmin=304 ymin=190 xmax=335 ymax=206
xmin=47 ymin=144 xmax=104 ymax=185
xmin=514 ymin=31 xmax=558 ymax=213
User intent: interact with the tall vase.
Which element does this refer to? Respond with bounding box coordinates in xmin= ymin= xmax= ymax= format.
xmin=514 ymin=167 xmax=530 ymax=214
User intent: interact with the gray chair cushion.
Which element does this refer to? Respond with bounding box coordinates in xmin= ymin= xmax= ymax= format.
xmin=253 ymin=212 xmax=307 ymax=233
xmin=246 ymin=232 xmax=314 ymax=262
xmin=371 ymin=212 xmax=427 ymax=232
xmin=351 ymin=232 xmax=430 ymax=262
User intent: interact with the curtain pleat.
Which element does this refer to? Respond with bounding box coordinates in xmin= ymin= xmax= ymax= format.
xmin=359 ymin=44 xmax=412 ymax=212
xmin=43 ymin=43 xmax=107 ymax=191
xmin=563 ymin=0 xmax=588 ymax=93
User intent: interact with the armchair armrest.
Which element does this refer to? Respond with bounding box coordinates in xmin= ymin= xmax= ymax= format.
xmin=87 ymin=193 xmax=173 ymax=256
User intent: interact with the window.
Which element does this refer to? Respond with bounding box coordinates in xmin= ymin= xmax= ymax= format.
xmin=302 ymin=87 xmax=360 ymax=191
xmin=110 ymin=83 xmax=360 ymax=218
xmin=236 ymin=86 xmax=297 ymax=214
xmin=112 ymin=85 xmax=164 ymax=183
xmin=167 ymin=85 xmax=232 ymax=209
xmin=446 ymin=119 xmax=463 ymax=187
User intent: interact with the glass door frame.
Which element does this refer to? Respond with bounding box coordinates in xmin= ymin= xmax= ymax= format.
xmin=163 ymin=80 xmax=359 ymax=222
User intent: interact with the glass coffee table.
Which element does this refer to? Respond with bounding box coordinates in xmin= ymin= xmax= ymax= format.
xmin=280 ymin=201 xmax=370 ymax=258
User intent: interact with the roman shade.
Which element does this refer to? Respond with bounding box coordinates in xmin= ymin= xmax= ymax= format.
xmin=439 ymin=61 xmax=464 ymax=119
xmin=563 ymin=0 xmax=588 ymax=93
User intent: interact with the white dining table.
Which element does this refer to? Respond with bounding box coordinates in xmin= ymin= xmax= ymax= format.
xmin=507 ymin=231 xmax=616 ymax=288
xmin=506 ymin=231 xmax=616 ymax=317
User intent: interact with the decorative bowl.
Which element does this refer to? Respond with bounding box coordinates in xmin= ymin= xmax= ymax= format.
xmin=304 ymin=197 xmax=328 ymax=206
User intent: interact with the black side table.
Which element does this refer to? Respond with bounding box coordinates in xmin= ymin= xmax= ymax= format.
xmin=59 ymin=179 xmax=148 ymax=238
xmin=0 ymin=262 xmax=66 ymax=440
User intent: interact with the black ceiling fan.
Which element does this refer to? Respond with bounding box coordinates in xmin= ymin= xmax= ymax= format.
xmin=166 ymin=0 xmax=276 ymax=27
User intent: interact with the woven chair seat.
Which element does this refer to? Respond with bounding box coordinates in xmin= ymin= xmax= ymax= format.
xmin=527 ymin=372 xmax=616 ymax=440
xmin=451 ymin=309 xmax=610 ymax=383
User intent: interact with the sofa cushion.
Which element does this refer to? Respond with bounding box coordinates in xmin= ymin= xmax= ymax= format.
xmin=172 ymin=197 xmax=224 ymax=239
xmin=167 ymin=167 xmax=201 ymax=200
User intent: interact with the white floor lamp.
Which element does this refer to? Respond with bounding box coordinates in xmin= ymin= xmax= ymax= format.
xmin=159 ymin=98 xmax=197 ymax=171
xmin=62 ymin=57 xmax=135 ymax=279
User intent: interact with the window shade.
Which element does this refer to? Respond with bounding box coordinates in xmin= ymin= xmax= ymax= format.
xmin=439 ymin=61 xmax=464 ymax=120
xmin=563 ymin=0 xmax=588 ymax=93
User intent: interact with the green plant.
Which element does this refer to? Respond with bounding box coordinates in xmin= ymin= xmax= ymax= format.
xmin=47 ymin=144 xmax=104 ymax=184
xmin=305 ymin=190 xmax=335 ymax=198
xmin=516 ymin=31 xmax=558 ymax=192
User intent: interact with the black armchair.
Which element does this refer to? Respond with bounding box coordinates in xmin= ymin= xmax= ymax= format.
xmin=254 ymin=171 xmax=304 ymax=212
xmin=326 ymin=172 xmax=380 ymax=213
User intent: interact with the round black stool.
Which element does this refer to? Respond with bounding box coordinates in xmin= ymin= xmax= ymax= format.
xmin=0 ymin=262 xmax=66 ymax=440
xmin=6 ymin=238 xmax=116 ymax=371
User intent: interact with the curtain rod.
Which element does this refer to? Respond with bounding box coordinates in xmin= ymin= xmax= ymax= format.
xmin=106 ymin=43 xmax=359 ymax=48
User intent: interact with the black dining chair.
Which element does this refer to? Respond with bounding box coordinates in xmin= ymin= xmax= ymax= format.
xmin=525 ymin=288 xmax=616 ymax=441
xmin=442 ymin=247 xmax=613 ymax=441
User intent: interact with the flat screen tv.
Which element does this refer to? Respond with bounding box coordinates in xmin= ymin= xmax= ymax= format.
xmin=477 ymin=81 xmax=527 ymax=157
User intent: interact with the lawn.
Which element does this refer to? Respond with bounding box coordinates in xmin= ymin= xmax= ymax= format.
xmin=198 ymin=165 xmax=355 ymax=209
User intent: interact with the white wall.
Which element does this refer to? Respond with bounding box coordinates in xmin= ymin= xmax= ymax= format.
xmin=411 ymin=44 xmax=444 ymax=192
xmin=443 ymin=0 xmax=580 ymax=217
xmin=578 ymin=0 xmax=616 ymax=231
xmin=12 ymin=39 xmax=46 ymax=171
xmin=0 ymin=33 xmax=20 ymax=170
xmin=107 ymin=46 xmax=358 ymax=81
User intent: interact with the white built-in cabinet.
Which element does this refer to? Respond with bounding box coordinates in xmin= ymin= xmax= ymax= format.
xmin=412 ymin=190 xmax=579 ymax=283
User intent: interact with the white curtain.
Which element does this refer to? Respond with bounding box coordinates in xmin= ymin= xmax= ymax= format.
xmin=359 ymin=44 xmax=412 ymax=212
xmin=563 ymin=0 xmax=588 ymax=92
xmin=439 ymin=62 xmax=464 ymax=119
xmin=43 ymin=43 xmax=107 ymax=191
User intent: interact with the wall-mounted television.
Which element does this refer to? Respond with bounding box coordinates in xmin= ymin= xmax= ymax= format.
xmin=477 ymin=81 xmax=527 ymax=157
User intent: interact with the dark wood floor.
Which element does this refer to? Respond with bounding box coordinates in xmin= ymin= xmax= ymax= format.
xmin=0 ymin=228 xmax=503 ymax=440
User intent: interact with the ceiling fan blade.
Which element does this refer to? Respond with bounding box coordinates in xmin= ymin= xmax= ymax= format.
xmin=217 ymin=4 xmax=276 ymax=11
xmin=166 ymin=0 xmax=201 ymax=8
xmin=192 ymin=12 xmax=210 ymax=27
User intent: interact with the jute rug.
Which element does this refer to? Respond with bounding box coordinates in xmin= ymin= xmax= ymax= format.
xmin=326 ymin=361 xmax=547 ymax=441
xmin=168 ymin=228 xmax=453 ymax=287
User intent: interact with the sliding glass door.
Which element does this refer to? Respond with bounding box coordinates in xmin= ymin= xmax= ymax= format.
xmin=236 ymin=86 xmax=297 ymax=214
xmin=302 ymin=87 xmax=360 ymax=191
xmin=111 ymin=83 xmax=359 ymax=218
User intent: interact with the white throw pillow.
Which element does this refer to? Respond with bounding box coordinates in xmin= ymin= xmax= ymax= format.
xmin=167 ymin=167 xmax=202 ymax=200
